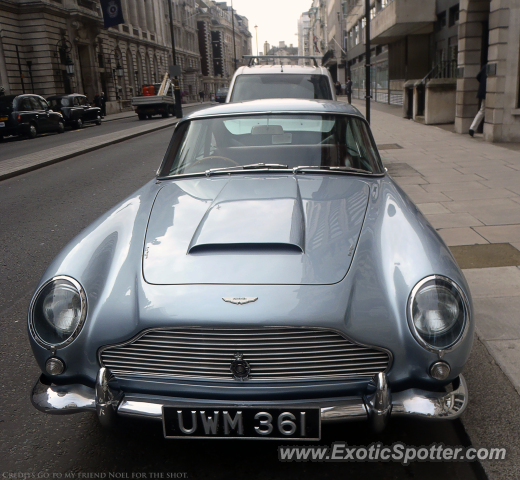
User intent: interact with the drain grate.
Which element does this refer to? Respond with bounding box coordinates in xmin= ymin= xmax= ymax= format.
xmin=385 ymin=163 xmax=421 ymax=177
xmin=450 ymin=243 xmax=520 ymax=269
xmin=378 ymin=144 xmax=403 ymax=150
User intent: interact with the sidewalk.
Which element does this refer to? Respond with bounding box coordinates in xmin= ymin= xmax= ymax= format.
xmin=347 ymin=97 xmax=520 ymax=394
xmin=0 ymin=100 xmax=213 ymax=181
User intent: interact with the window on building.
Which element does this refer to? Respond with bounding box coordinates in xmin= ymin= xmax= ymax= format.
xmin=449 ymin=5 xmax=460 ymax=27
xmin=436 ymin=11 xmax=447 ymax=31
xmin=370 ymin=7 xmax=376 ymax=19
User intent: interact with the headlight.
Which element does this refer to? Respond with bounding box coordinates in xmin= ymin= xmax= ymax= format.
xmin=408 ymin=276 xmax=469 ymax=352
xmin=29 ymin=276 xmax=87 ymax=348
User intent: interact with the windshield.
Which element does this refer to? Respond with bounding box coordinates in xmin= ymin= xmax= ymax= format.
xmin=230 ymin=74 xmax=333 ymax=102
xmin=159 ymin=114 xmax=383 ymax=177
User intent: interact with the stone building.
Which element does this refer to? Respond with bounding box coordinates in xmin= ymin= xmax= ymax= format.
xmin=297 ymin=12 xmax=311 ymax=65
xmin=0 ymin=0 xmax=202 ymax=113
xmin=196 ymin=0 xmax=251 ymax=94
xmin=264 ymin=41 xmax=299 ymax=65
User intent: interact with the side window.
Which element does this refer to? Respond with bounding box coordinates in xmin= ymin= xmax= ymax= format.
xmin=73 ymin=97 xmax=81 ymax=106
xmin=78 ymin=96 xmax=87 ymax=106
xmin=38 ymin=98 xmax=49 ymax=110
xmin=19 ymin=98 xmax=33 ymax=111
xmin=29 ymin=97 xmax=42 ymax=110
xmin=345 ymin=118 xmax=381 ymax=171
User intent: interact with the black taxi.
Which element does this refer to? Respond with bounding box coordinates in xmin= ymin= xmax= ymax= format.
xmin=0 ymin=94 xmax=64 ymax=140
xmin=47 ymin=94 xmax=102 ymax=129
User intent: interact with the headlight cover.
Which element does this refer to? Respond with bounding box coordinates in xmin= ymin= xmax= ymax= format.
xmin=407 ymin=276 xmax=469 ymax=353
xmin=29 ymin=276 xmax=87 ymax=348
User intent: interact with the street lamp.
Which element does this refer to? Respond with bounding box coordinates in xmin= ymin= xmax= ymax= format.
xmin=65 ymin=55 xmax=75 ymax=76
xmin=116 ymin=61 xmax=123 ymax=78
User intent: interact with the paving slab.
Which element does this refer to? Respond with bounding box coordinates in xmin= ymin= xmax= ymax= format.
xmin=441 ymin=198 xmax=520 ymax=214
xmin=473 ymin=296 xmax=520 ymax=341
xmin=417 ymin=202 xmax=451 ymax=215
xmin=474 ymin=225 xmax=520 ymax=243
xmin=485 ymin=340 xmax=520 ymax=396
xmin=438 ymin=227 xmax=489 ymax=246
xmin=426 ymin=213 xmax=483 ymax=229
xmin=463 ymin=266 xmax=520 ymax=298
xmin=422 ymin=181 xmax=489 ymax=193
xmin=443 ymin=188 xmax=518 ymax=201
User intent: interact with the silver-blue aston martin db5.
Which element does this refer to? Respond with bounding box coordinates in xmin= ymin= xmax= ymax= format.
xmin=28 ymin=99 xmax=473 ymax=440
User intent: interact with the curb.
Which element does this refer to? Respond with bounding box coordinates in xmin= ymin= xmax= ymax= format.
xmin=0 ymin=118 xmax=179 ymax=182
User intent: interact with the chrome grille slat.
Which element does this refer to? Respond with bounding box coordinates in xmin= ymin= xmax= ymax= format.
xmin=100 ymin=328 xmax=390 ymax=382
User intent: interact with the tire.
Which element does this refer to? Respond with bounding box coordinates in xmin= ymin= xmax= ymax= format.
xmin=57 ymin=122 xmax=65 ymax=134
xmin=147 ymin=115 xmax=152 ymax=119
xmin=162 ymin=110 xmax=169 ymax=118
xmin=95 ymin=116 xmax=102 ymax=126
xmin=27 ymin=124 xmax=37 ymax=139
xmin=138 ymin=114 xmax=146 ymax=120
xmin=75 ymin=118 xmax=83 ymax=129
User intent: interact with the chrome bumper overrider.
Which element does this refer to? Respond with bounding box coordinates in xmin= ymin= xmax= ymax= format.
xmin=31 ymin=368 xmax=468 ymax=431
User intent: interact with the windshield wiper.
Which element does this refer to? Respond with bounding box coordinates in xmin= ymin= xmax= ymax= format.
xmin=205 ymin=163 xmax=289 ymax=177
xmin=292 ymin=165 xmax=372 ymax=175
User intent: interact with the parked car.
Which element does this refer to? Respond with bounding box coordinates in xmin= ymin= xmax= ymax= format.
xmin=227 ymin=62 xmax=336 ymax=103
xmin=0 ymin=94 xmax=64 ymax=140
xmin=47 ymin=94 xmax=102 ymax=129
xmin=29 ymin=99 xmax=472 ymax=439
xmin=215 ymin=88 xmax=228 ymax=103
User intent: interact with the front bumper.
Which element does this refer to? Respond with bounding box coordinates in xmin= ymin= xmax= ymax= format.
xmin=31 ymin=369 xmax=468 ymax=431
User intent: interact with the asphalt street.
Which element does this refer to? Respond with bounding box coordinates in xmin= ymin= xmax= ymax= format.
xmin=0 ymin=116 xmax=490 ymax=478
xmin=0 ymin=103 xmax=203 ymax=164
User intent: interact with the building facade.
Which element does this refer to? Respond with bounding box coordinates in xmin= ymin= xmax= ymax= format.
xmin=0 ymin=0 xmax=250 ymax=111
xmin=297 ymin=12 xmax=311 ymax=65
xmin=196 ymin=0 xmax=251 ymax=94
xmin=303 ymin=0 xmax=520 ymax=142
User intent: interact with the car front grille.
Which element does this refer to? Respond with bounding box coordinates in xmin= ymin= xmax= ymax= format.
xmin=100 ymin=327 xmax=391 ymax=382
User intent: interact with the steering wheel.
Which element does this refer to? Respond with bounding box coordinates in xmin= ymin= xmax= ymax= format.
xmin=189 ymin=156 xmax=239 ymax=170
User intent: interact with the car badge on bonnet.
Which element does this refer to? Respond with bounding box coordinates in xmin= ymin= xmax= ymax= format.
xmin=222 ymin=297 xmax=258 ymax=305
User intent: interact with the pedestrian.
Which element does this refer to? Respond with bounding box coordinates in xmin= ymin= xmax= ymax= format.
xmin=469 ymin=65 xmax=487 ymax=137
xmin=100 ymin=91 xmax=106 ymax=117
xmin=93 ymin=92 xmax=101 ymax=108
xmin=346 ymin=76 xmax=352 ymax=104
xmin=0 ymin=86 xmax=5 ymax=97
xmin=199 ymin=90 xmax=205 ymax=103
xmin=335 ymin=81 xmax=341 ymax=96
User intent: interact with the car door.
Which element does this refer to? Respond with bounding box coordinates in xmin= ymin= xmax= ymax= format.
xmin=29 ymin=96 xmax=50 ymax=132
xmin=72 ymin=96 xmax=85 ymax=123
xmin=78 ymin=95 xmax=95 ymax=121
xmin=39 ymin=97 xmax=60 ymax=131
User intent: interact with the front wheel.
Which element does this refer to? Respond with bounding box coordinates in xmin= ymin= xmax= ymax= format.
xmin=95 ymin=116 xmax=102 ymax=126
xmin=74 ymin=118 xmax=83 ymax=129
xmin=138 ymin=113 xmax=146 ymax=120
xmin=27 ymin=124 xmax=37 ymax=139
xmin=162 ymin=110 xmax=170 ymax=118
xmin=57 ymin=122 xmax=65 ymax=133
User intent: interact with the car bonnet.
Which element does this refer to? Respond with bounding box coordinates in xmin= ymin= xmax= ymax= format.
xmin=143 ymin=174 xmax=371 ymax=285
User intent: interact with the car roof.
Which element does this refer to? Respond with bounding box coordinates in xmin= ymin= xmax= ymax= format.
xmin=182 ymin=99 xmax=362 ymax=122
xmin=234 ymin=65 xmax=330 ymax=75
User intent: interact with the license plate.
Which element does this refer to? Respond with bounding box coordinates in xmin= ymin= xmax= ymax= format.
xmin=163 ymin=407 xmax=320 ymax=440
xmin=0 ymin=122 xmax=5 ymax=127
